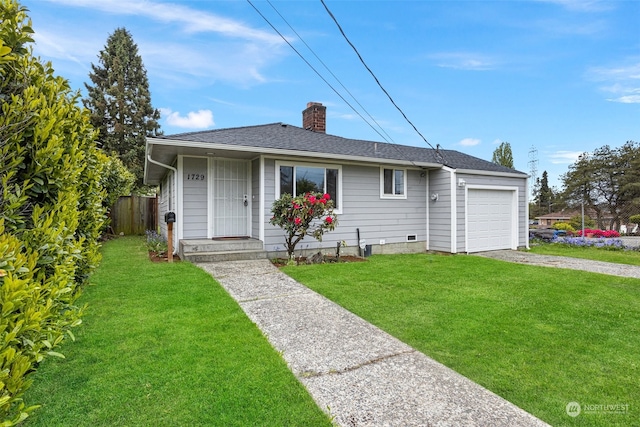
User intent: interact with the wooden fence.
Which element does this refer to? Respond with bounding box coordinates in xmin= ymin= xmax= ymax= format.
xmin=110 ymin=195 xmax=158 ymax=235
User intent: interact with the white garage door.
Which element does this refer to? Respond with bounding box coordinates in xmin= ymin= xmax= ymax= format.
xmin=467 ymin=189 xmax=515 ymax=252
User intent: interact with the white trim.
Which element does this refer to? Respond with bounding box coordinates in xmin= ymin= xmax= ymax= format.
xmin=464 ymin=185 xmax=519 ymax=253
xmin=454 ymin=168 xmax=528 ymax=179
xmin=525 ymin=177 xmax=530 ymax=249
xmin=426 ymin=171 xmax=430 ymax=251
xmin=259 ymin=156 xmax=265 ymax=243
xmin=246 ymin=161 xmax=252 ymax=238
xmin=274 ymin=160 xmax=343 ymax=214
xmin=449 ymin=168 xmax=457 ymax=253
xmin=379 ymin=166 xmax=408 ymax=200
xmin=207 ymin=157 xmax=213 ymax=239
xmin=176 ymin=155 xmax=184 ymax=244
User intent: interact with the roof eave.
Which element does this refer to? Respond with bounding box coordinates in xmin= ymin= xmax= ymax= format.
xmin=147 ymin=137 xmax=443 ymax=169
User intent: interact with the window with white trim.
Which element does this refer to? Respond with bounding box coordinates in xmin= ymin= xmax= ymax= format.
xmin=277 ymin=162 xmax=341 ymax=210
xmin=380 ymin=167 xmax=406 ymax=199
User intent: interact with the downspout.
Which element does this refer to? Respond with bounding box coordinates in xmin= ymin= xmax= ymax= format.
xmin=147 ymin=153 xmax=178 ymax=255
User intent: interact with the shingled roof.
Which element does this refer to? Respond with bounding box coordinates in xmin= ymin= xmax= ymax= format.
xmin=154 ymin=122 xmax=526 ymax=175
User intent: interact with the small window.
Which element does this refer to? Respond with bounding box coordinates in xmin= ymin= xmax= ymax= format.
xmin=380 ymin=167 xmax=407 ymax=199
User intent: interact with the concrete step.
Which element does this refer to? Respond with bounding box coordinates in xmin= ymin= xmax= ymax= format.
xmin=180 ymin=238 xmax=263 ymax=254
xmin=184 ymin=249 xmax=268 ymax=263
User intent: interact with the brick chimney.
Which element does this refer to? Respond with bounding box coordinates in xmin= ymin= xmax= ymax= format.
xmin=302 ymin=102 xmax=326 ymax=133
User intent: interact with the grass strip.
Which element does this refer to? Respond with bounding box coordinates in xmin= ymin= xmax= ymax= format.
xmin=24 ymin=236 xmax=331 ymax=426
xmin=283 ymin=253 xmax=640 ymax=427
xmin=528 ymin=243 xmax=640 ymax=265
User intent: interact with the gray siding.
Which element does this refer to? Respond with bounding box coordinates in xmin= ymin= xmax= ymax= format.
xmin=428 ymin=169 xmax=453 ymax=252
xmin=456 ymin=173 xmax=528 ymax=251
xmin=263 ymin=158 xmax=428 ymax=255
xmin=158 ymin=170 xmax=176 ymax=252
xmin=182 ymin=157 xmax=208 ymax=238
xmin=251 ymin=158 xmax=260 ymax=239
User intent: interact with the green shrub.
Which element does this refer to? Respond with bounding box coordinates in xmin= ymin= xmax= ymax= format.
xmin=0 ymin=1 xmax=105 ymax=423
xmin=568 ymin=215 xmax=595 ymax=230
xmin=630 ymin=214 xmax=640 ymax=224
xmin=552 ymin=222 xmax=575 ymax=231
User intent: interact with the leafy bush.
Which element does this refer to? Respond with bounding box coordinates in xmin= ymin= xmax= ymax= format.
xmin=568 ymin=215 xmax=596 ymax=230
xmin=0 ymin=1 xmax=105 ymax=423
xmin=145 ymin=229 xmax=167 ymax=254
xmin=575 ymin=229 xmax=620 ymax=238
xmin=551 ymin=222 xmax=575 ymax=232
xmin=630 ymin=214 xmax=640 ymax=224
xmin=270 ymin=192 xmax=338 ymax=259
xmin=553 ymin=236 xmax=625 ymax=251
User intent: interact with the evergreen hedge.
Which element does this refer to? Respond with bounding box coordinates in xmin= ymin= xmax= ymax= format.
xmin=1 ymin=1 xmax=106 ymax=423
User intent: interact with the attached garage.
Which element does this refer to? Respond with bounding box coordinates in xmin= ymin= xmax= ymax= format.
xmin=465 ymin=187 xmax=518 ymax=253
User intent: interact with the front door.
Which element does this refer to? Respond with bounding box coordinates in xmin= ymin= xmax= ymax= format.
xmin=211 ymin=159 xmax=249 ymax=237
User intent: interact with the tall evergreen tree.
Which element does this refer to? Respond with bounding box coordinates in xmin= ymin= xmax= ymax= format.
xmin=491 ymin=141 xmax=514 ymax=168
xmin=84 ymin=27 xmax=161 ymax=189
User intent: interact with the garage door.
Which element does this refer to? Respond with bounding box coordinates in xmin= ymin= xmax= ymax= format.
xmin=467 ymin=189 xmax=515 ymax=252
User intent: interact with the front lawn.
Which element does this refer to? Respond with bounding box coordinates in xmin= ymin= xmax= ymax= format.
xmin=283 ymin=254 xmax=639 ymax=427
xmin=528 ymin=243 xmax=640 ymax=265
xmin=24 ymin=237 xmax=331 ymax=426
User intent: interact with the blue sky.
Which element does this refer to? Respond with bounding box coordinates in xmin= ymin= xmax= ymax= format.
xmin=25 ymin=0 xmax=639 ymax=192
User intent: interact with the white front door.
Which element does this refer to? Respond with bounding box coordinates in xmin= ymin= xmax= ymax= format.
xmin=211 ymin=159 xmax=249 ymax=237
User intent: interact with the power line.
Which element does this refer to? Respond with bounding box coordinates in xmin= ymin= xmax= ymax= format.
xmin=247 ymin=0 xmax=421 ymax=167
xmin=266 ymin=0 xmax=396 ymax=145
xmin=319 ymin=0 xmax=439 ymax=155
xmin=246 ymin=0 xmax=392 ymax=145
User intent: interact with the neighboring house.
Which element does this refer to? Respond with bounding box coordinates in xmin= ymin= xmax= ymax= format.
xmin=144 ymin=102 xmax=530 ymax=258
xmin=536 ymin=210 xmax=578 ymax=228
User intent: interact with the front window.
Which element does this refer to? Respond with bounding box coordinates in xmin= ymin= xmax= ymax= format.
xmin=381 ymin=167 xmax=406 ymax=199
xmin=277 ymin=162 xmax=341 ymax=210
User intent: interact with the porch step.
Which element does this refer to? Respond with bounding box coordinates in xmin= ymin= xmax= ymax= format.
xmin=184 ymin=250 xmax=268 ymax=263
xmin=179 ymin=238 xmax=267 ymax=263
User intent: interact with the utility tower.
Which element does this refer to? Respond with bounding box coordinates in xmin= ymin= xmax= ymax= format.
xmin=528 ymin=145 xmax=538 ymax=198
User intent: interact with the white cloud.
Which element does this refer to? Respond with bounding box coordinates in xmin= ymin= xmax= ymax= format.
xmin=47 ymin=0 xmax=284 ymax=44
xmin=429 ymin=52 xmax=497 ymax=71
xmin=162 ymin=109 xmax=214 ymax=129
xmin=458 ymin=138 xmax=481 ymax=147
xmin=548 ymin=151 xmax=583 ymax=164
xmin=587 ymin=60 xmax=640 ymax=104
xmin=492 ymin=139 xmax=503 ymax=145
xmin=535 ymin=0 xmax=613 ymax=13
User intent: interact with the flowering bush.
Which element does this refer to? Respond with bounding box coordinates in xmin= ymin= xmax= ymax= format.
xmin=552 ymin=222 xmax=575 ymax=232
xmin=575 ymin=228 xmax=620 ymax=238
xmin=145 ymin=230 xmax=167 ymax=254
xmin=553 ymin=236 xmax=625 ymax=250
xmin=270 ymin=192 xmax=338 ymax=259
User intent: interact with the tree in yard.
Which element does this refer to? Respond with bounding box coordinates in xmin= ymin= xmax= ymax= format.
xmin=561 ymin=141 xmax=640 ymax=230
xmin=270 ymin=192 xmax=338 ymax=260
xmin=84 ymin=27 xmax=162 ymax=190
xmin=491 ymin=141 xmax=514 ymax=168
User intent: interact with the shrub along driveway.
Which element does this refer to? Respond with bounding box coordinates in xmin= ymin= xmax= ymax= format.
xmin=283 ymin=253 xmax=639 ymax=427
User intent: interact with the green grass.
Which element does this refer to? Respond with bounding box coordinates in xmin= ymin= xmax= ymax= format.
xmin=528 ymin=243 xmax=640 ymax=265
xmin=24 ymin=237 xmax=331 ymax=427
xmin=283 ymin=254 xmax=640 ymax=427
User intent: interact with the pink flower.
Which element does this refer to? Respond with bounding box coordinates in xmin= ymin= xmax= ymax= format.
xmin=322 ymin=193 xmax=330 ymax=200
xmin=294 ymin=217 xmax=302 ymax=225
xmin=325 ymin=216 xmax=333 ymax=224
xmin=307 ymin=195 xmax=317 ymax=203
xmin=293 ymin=203 xmax=301 ymax=209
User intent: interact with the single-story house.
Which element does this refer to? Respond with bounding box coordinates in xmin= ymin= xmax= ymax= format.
xmin=144 ymin=102 xmax=530 ymax=259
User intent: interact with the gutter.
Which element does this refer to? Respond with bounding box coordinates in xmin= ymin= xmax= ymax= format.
xmin=147 ymin=149 xmax=178 ymax=255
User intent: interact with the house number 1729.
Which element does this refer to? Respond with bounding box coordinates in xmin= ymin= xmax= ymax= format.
xmin=187 ymin=174 xmax=205 ymax=180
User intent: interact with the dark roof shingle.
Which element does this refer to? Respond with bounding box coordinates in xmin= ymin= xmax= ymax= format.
xmin=160 ymin=123 xmax=526 ymax=175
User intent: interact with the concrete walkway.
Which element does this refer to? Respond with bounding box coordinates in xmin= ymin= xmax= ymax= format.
xmin=475 ymin=249 xmax=640 ymax=279
xmin=199 ymin=260 xmax=549 ymax=427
